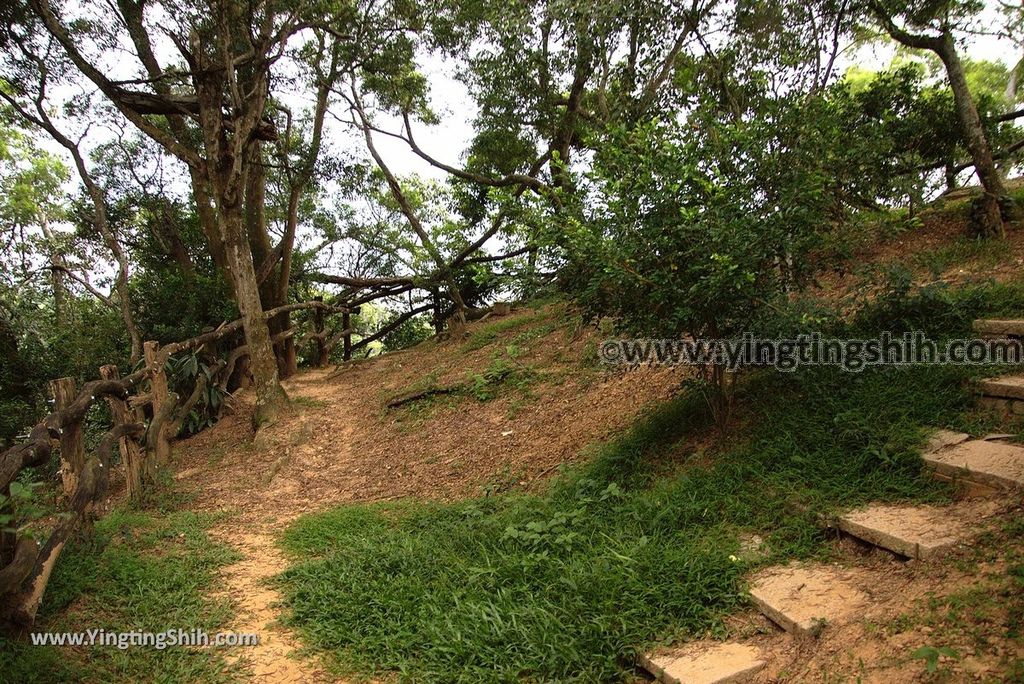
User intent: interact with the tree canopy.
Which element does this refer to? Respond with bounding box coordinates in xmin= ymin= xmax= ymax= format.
xmin=0 ymin=0 xmax=1019 ymax=443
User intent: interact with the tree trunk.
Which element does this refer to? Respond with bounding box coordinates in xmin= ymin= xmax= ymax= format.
xmin=944 ymin=160 xmax=958 ymax=192
xmin=48 ymin=377 xmax=84 ymax=497
xmin=221 ymin=208 xmax=288 ymax=428
xmin=937 ymin=35 xmax=1007 ymax=238
xmin=313 ymin=296 xmax=328 ymax=367
xmin=276 ymin=188 xmax=303 ymax=377
xmin=39 ymin=216 xmax=67 ymax=328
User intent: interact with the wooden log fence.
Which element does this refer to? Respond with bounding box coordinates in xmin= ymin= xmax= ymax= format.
xmin=0 ymin=298 xmax=355 ymax=627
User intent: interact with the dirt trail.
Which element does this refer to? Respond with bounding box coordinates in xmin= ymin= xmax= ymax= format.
xmin=212 ymin=529 xmax=322 ymax=683
xmin=193 ymin=374 xmax=365 ymax=683
xmin=176 ymin=372 xmax=367 ymax=683
xmin=169 ymin=311 xmax=681 ymax=682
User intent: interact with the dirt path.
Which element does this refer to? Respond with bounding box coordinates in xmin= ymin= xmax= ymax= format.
xmin=212 ymin=528 xmax=323 ymax=683
xmin=175 ymin=371 xmax=367 ymax=683
xmin=168 ymin=315 xmax=681 ymax=682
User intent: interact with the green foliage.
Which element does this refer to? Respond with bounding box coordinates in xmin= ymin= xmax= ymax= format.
xmin=0 ymin=478 xmax=44 ymax=535
xmin=165 ymin=353 xmax=229 ymax=436
xmin=852 ymin=276 xmax=1024 ymax=337
xmin=133 ymin=267 xmax=237 ymax=346
xmin=560 ymin=100 xmax=840 ymax=339
xmin=380 ymin=311 xmax=434 ymax=353
xmin=466 ymin=349 xmax=536 ymax=401
xmin=0 ymin=508 xmax=241 ymax=683
xmin=911 ymin=645 xmax=959 ymax=674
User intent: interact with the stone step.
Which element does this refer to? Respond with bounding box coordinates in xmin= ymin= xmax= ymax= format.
xmin=925 ymin=429 xmax=970 ymax=453
xmin=975 ymin=375 xmax=1024 ymax=418
xmin=748 ymin=565 xmax=867 ymax=637
xmin=973 ymin=319 xmax=1024 ymax=338
xmin=977 ymin=395 xmax=1024 ymax=418
xmin=638 ymin=642 xmax=766 ymax=684
xmin=922 ymin=439 xmax=1024 ymax=490
xmin=835 ymin=503 xmax=983 ymax=560
xmin=976 ymin=375 xmax=1024 ymax=401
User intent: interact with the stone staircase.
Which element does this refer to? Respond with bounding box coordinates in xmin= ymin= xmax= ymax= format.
xmin=975 ymin=375 xmax=1024 ymax=417
xmin=638 ymin=428 xmax=1024 ymax=684
xmin=973 ymin=318 xmax=1024 ymax=416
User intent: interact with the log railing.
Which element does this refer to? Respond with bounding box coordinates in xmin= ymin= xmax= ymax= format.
xmin=0 ymin=299 xmax=353 ymax=626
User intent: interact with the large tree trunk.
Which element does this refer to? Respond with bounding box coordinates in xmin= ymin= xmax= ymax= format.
xmin=937 ymin=35 xmax=1008 ymax=238
xmin=243 ymin=143 xmax=290 ymax=376
xmin=221 ymin=207 xmax=288 ymax=428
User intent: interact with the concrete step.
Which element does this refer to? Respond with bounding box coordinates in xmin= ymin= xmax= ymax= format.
xmin=973 ymin=319 xmax=1024 ymax=338
xmin=748 ymin=565 xmax=867 ymax=637
xmin=835 ymin=502 xmax=996 ymax=560
xmin=638 ymin=642 xmax=766 ymax=684
xmin=922 ymin=439 xmax=1024 ymax=491
xmin=975 ymin=375 xmax=1024 ymax=418
xmin=977 ymin=395 xmax=1024 ymax=418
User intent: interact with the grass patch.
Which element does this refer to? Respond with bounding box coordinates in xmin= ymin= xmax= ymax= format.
xmin=291 ymin=396 xmax=329 ymax=409
xmin=851 ymin=277 xmax=1024 ymax=338
xmin=389 ymin=348 xmax=541 ymax=420
xmin=0 ymin=507 xmax=242 ymax=683
xmin=274 ymin=358 xmax=1002 ymax=682
xmin=465 ymin=348 xmax=538 ymax=402
xmin=911 ymin=237 xmax=1007 ymax=277
xmin=463 ymin=311 xmax=542 ymax=351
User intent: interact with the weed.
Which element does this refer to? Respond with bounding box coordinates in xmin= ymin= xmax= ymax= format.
xmin=910 ymin=645 xmax=959 ymax=675
xmin=466 ymin=354 xmax=537 ymax=402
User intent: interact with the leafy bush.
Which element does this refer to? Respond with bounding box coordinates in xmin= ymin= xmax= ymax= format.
xmin=165 ymin=352 xmax=229 ymax=437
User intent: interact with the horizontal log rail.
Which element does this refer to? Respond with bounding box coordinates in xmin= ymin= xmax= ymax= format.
xmin=0 ymin=297 xmax=357 ymax=627
xmin=158 ymin=300 xmax=355 ymax=359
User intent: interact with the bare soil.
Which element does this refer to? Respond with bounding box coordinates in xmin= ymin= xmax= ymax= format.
xmin=170 ymin=305 xmax=682 ymax=681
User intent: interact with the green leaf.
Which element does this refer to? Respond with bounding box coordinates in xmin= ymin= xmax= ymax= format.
xmin=8 ymin=481 xmax=32 ymax=500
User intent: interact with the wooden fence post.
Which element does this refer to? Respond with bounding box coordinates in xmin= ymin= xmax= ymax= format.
xmin=48 ymin=377 xmax=84 ymax=497
xmin=342 ymin=311 xmax=352 ymax=361
xmin=99 ymin=364 xmax=148 ymax=502
xmin=143 ymin=341 xmax=172 ymax=464
xmin=313 ymin=296 xmax=328 ymax=367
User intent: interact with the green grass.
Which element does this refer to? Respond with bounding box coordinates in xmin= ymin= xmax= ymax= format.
xmin=0 ymin=507 xmax=242 ymax=683
xmin=463 ymin=311 xmax=542 ymax=351
xmin=911 ymin=237 xmax=1007 ymax=277
xmin=291 ymin=395 xmax=329 ymax=409
xmin=274 ymin=358 xmax=1008 ymax=683
xmin=852 ymin=277 xmax=1024 ymax=338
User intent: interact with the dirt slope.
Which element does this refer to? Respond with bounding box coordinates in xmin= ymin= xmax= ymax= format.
xmin=170 ymin=304 xmax=681 ymax=681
